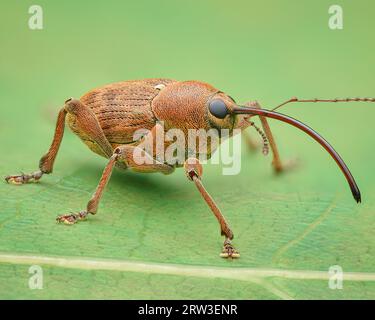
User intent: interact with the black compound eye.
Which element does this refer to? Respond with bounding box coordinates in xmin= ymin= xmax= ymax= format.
xmin=208 ymin=99 xmax=229 ymax=119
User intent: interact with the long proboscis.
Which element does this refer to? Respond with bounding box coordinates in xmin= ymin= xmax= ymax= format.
xmin=233 ymin=106 xmax=361 ymax=203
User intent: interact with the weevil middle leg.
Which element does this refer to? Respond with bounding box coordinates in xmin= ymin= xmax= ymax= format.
xmin=56 ymin=128 xmax=174 ymax=224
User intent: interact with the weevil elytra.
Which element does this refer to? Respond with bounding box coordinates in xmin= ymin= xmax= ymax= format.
xmin=5 ymin=79 xmax=375 ymax=258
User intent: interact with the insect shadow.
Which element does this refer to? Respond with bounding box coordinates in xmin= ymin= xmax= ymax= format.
xmin=74 ymin=161 xmax=181 ymax=198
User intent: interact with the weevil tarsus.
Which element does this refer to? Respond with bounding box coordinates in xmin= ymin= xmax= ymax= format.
xmin=5 ymin=170 xmax=43 ymax=185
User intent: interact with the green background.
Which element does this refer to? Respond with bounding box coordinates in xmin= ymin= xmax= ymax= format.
xmin=0 ymin=0 xmax=374 ymax=299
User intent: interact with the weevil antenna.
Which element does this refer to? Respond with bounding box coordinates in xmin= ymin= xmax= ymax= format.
xmin=272 ymin=97 xmax=375 ymax=112
xmin=234 ymin=106 xmax=361 ymax=203
xmin=247 ymin=120 xmax=269 ymax=156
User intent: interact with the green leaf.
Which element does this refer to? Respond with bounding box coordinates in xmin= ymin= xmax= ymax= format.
xmin=0 ymin=0 xmax=374 ymax=299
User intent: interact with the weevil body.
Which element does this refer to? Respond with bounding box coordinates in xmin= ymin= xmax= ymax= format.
xmin=69 ymin=79 xmax=243 ymax=166
xmin=6 ymin=79 xmax=374 ymax=258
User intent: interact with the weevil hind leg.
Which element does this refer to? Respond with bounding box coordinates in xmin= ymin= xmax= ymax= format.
xmin=184 ymin=158 xmax=240 ymax=259
xmin=64 ymin=98 xmax=113 ymax=159
xmin=244 ymin=101 xmax=298 ymax=174
xmin=5 ymin=107 xmax=68 ymax=185
xmin=5 ymin=98 xmax=114 ymax=186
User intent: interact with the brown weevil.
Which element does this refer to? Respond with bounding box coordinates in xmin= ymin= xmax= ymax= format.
xmin=5 ymin=79 xmax=375 ymax=258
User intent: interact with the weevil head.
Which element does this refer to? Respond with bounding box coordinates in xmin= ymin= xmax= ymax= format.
xmin=206 ymin=92 xmax=240 ymax=132
xmin=152 ymin=80 xmax=238 ymax=133
xmin=206 ymin=92 xmax=257 ymax=133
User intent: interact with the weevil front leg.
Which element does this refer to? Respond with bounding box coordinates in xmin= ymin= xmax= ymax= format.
xmin=184 ymin=158 xmax=239 ymax=259
xmin=243 ymin=101 xmax=297 ymax=173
